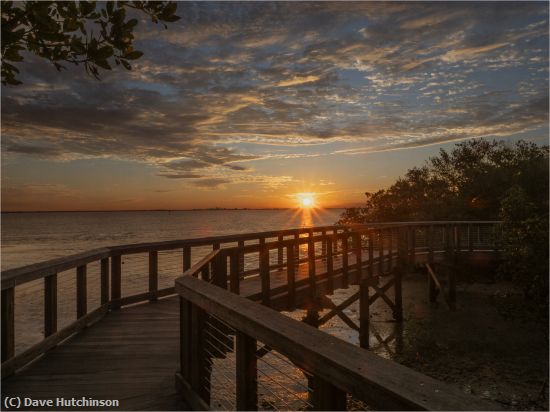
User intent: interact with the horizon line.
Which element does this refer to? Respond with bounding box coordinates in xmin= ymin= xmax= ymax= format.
xmin=1 ymin=206 xmax=354 ymax=213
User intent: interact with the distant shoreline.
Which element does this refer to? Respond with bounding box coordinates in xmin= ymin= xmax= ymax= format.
xmin=2 ymin=207 xmax=349 ymax=213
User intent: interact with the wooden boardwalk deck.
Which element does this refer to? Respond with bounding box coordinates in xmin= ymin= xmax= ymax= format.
xmin=2 ymin=297 xmax=185 ymax=411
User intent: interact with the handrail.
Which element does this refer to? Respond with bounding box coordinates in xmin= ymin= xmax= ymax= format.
xmin=176 ymin=275 xmax=500 ymax=410
xmin=1 ymin=221 xmax=501 ymax=289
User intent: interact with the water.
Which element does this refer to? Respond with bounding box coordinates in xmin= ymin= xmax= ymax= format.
xmin=1 ymin=209 xmax=344 ymax=270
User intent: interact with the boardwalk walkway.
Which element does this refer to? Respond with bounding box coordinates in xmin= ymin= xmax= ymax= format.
xmin=2 ymin=297 xmax=184 ymax=410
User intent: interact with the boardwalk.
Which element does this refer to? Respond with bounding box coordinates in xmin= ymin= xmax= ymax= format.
xmin=1 ymin=222 xmax=502 ymax=411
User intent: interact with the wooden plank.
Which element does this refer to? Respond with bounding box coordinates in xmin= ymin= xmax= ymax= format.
xmin=44 ymin=274 xmax=57 ymax=337
xmin=238 ymin=240 xmax=245 ymax=275
xmin=1 ymin=288 xmax=15 ymax=362
xmin=177 ymin=277 xmax=500 ymax=411
xmin=76 ymin=265 xmax=87 ymax=319
xmin=149 ymin=251 xmax=158 ymax=301
xmin=110 ymin=286 xmax=175 ymax=308
xmin=100 ymin=258 xmax=109 ymax=305
xmin=236 ymin=331 xmax=257 ymax=411
xmin=111 ymin=255 xmax=122 ymax=310
xmin=277 ymin=234 xmax=284 ymax=267
xmin=307 ymin=232 xmax=316 ymax=303
xmin=175 ymin=372 xmax=209 ymax=411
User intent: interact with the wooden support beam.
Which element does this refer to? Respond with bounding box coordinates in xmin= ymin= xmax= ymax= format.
xmin=44 ymin=274 xmax=57 ymax=337
xmin=2 ymin=288 xmax=15 ymax=362
xmin=293 ymin=233 xmax=300 ymax=268
xmin=259 ymin=239 xmax=270 ymax=307
xmin=183 ymin=246 xmax=191 ymax=271
xmin=387 ymin=229 xmax=393 ymax=272
xmin=100 ymin=257 xmax=109 ymax=305
xmin=236 ymin=331 xmax=258 ymax=411
xmin=286 ymin=245 xmax=296 ymax=310
xmin=76 ymin=265 xmax=87 ymax=319
xmin=149 ymin=251 xmax=158 ymax=301
xmin=409 ymin=226 xmax=416 ymax=267
xmin=318 ymin=292 xmax=360 ymax=326
xmin=111 ymin=255 xmax=121 ymax=310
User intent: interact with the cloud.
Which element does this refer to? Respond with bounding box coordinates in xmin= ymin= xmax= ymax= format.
xmin=1 ymin=1 xmax=548 ymax=189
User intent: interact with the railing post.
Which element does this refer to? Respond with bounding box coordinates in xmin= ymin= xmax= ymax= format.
xmin=378 ymin=230 xmax=384 ymax=275
xmin=180 ymin=296 xmax=192 ymax=383
xmin=394 ymin=227 xmax=406 ymax=322
xmin=259 ymin=239 xmax=270 ymax=307
xmin=183 ymin=245 xmax=191 ymax=271
xmin=409 ymin=226 xmax=416 ymax=267
xmin=111 ymin=254 xmax=122 ymax=310
xmin=321 ymin=230 xmax=327 ymax=261
xmin=359 ymin=277 xmax=370 ymax=349
xmin=333 ymin=229 xmax=339 ymax=254
xmin=277 ymin=234 xmax=284 ymax=269
xmin=354 ymin=232 xmax=362 ymax=281
xmin=286 ymin=245 xmax=296 ymax=310
xmin=428 ymin=225 xmax=437 ymax=303
xmin=342 ymin=232 xmax=349 ymax=288
xmin=76 ymin=265 xmax=87 ymax=318
xmin=149 ymin=251 xmax=158 ymax=301
xmin=100 ymin=257 xmax=109 ymax=305
xmin=238 ymin=240 xmax=245 ymax=276
xmin=213 ymin=251 xmax=228 ymax=289
xmin=44 ymin=274 xmax=57 ymax=337
xmin=368 ymin=231 xmax=374 ymax=279
xmin=190 ymin=304 xmax=209 ymax=403
xmin=293 ymin=232 xmax=300 ymax=268
xmin=2 ymin=287 xmax=15 ymax=362
xmin=326 ymin=236 xmax=334 ymax=294
xmin=229 ymin=249 xmax=240 ymax=294
xmin=308 ymin=230 xmax=317 ymax=301
xmin=468 ymin=224 xmax=474 ymax=252
xmin=236 ymin=331 xmax=257 ymax=411
xmin=388 ymin=229 xmax=393 ymax=272
xmin=310 ymin=376 xmax=347 ymax=411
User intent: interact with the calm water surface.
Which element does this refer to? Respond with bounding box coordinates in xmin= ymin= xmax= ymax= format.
xmin=1 ymin=209 xmax=344 ymax=270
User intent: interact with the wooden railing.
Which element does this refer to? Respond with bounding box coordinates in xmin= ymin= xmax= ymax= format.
xmin=176 ymin=275 xmax=499 ymax=411
xmin=1 ymin=221 xmax=501 ymax=386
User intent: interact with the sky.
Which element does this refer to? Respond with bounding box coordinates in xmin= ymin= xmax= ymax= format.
xmin=1 ymin=1 xmax=549 ymax=211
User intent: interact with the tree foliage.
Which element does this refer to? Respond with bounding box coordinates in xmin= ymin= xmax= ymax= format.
xmin=1 ymin=1 xmax=180 ymax=85
xmin=338 ymin=139 xmax=549 ymax=223
xmin=339 ymin=139 xmax=549 ymax=303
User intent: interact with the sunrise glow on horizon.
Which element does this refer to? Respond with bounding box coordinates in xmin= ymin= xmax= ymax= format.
xmin=1 ymin=2 xmax=548 ymax=212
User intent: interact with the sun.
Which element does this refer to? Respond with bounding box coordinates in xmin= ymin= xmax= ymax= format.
xmin=296 ymin=193 xmax=316 ymax=208
xmin=302 ymin=197 xmax=313 ymax=207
